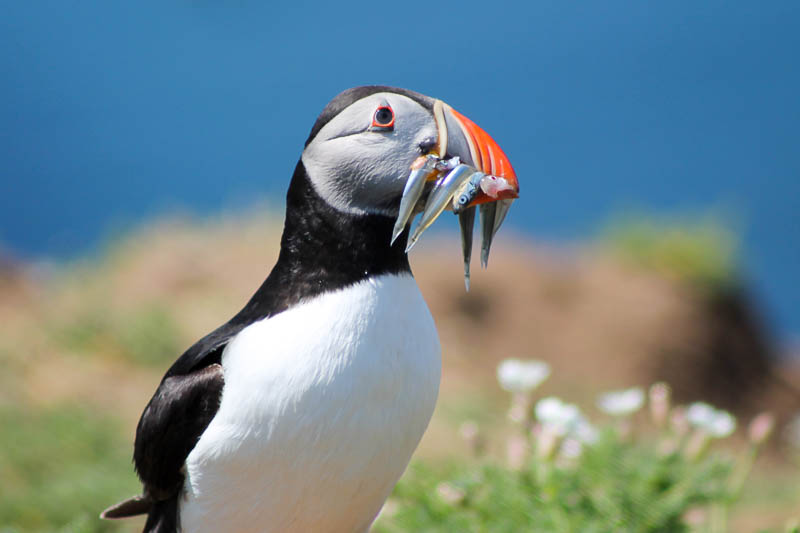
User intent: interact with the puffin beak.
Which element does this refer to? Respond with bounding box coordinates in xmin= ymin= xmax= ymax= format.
xmin=392 ymin=99 xmax=519 ymax=289
xmin=435 ymin=101 xmax=519 ymax=204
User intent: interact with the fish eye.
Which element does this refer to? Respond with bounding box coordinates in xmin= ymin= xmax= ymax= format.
xmin=418 ymin=137 xmax=436 ymax=154
xmin=371 ymin=105 xmax=395 ymax=131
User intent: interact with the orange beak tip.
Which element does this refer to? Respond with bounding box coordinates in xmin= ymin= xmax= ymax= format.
xmin=500 ymin=190 xmax=519 ymax=200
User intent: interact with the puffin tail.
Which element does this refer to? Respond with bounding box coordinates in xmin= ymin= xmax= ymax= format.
xmin=100 ymin=494 xmax=152 ymax=519
xmin=102 ymin=494 xmax=179 ymax=533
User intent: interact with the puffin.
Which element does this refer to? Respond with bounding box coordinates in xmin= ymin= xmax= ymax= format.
xmin=101 ymin=86 xmax=519 ymax=533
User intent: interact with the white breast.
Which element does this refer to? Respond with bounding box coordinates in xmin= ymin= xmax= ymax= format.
xmin=180 ymin=273 xmax=441 ymax=533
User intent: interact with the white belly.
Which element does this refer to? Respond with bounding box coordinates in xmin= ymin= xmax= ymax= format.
xmin=180 ymin=273 xmax=441 ymax=533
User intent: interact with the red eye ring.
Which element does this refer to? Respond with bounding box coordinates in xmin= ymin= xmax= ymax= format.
xmin=371 ymin=105 xmax=395 ymax=130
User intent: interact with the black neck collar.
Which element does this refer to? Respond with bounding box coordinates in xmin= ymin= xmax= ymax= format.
xmin=230 ymin=161 xmax=411 ymax=326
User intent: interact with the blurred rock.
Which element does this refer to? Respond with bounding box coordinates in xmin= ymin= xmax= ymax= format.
xmin=0 ymin=247 xmax=39 ymax=312
xmin=412 ymin=236 xmax=797 ymax=418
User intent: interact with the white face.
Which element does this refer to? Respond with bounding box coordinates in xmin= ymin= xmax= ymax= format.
xmin=302 ymin=92 xmax=438 ymax=216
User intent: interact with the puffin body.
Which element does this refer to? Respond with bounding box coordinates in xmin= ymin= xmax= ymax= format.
xmin=102 ymin=86 xmax=518 ymax=532
xmin=182 ymin=273 xmax=439 ymax=533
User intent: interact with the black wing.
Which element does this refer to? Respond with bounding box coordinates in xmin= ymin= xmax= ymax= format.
xmin=134 ymin=362 xmax=224 ymax=497
xmin=133 ymin=321 xmax=245 ymax=498
xmin=102 ymin=323 xmax=240 ymax=531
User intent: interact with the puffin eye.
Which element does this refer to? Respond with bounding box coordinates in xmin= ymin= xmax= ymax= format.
xmin=371 ymin=105 xmax=395 ymax=131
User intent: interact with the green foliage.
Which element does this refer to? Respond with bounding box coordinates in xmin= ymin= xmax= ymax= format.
xmin=54 ymin=305 xmax=181 ymax=367
xmin=376 ymin=432 xmax=732 ymax=533
xmin=376 ymin=362 xmax=789 ymax=532
xmin=115 ymin=306 xmax=181 ymax=366
xmin=0 ymin=404 xmax=139 ymax=533
xmin=54 ymin=310 xmax=110 ymax=354
xmin=601 ymin=213 xmax=739 ymax=289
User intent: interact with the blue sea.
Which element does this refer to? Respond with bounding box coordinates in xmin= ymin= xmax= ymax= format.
xmin=1 ymin=2 xmax=798 ymax=344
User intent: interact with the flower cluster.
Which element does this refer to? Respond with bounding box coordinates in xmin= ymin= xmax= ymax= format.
xmin=485 ymin=358 xmax=775 ymax=467
xmin=686 ymin=402 xmax=736 ymax=438
xmin=378 ymin=358 xmax=786 ymax=533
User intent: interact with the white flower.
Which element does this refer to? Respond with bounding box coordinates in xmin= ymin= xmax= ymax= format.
xmin=535 ymin=396 xmax=583 ymax=437
xmin=687 ymin=402 xmax=736 ymax=438
xmin=708 ymin=411 xmax=736 ymax=437
xmin=686 ymin=402 xmax=716 ymax=426
xmin=535 ymin=397 xmax=599 ymax=461
xmin=710 ymin=411 xmax=736 ymax=438
xmin=596 ymin=387 xmax=645 ymax=416
xmin=496 ymin=359 xmax=550 ymax=393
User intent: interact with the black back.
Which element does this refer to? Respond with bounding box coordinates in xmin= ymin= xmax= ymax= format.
xmin=163 ymin=160 xmax=411 ymax=377
xmin=129 ymin=159 xmax=412 ymax=531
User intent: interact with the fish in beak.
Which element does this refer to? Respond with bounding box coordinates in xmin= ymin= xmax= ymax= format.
xmin=391 ymin=100 xmax=519 ymax=289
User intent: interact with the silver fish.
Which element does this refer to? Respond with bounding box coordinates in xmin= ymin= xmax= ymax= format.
xmin=458 ymin=206 xmax=476 ymax=291
xmin=391 ymin=155 xmax=439 ymax=245
xmin=452 ymin=172 xmax=485 ymax=214
xmin=479 ymin=202 xmax=497 ymax=268
xmin=407 ymin=164 xmax=477 ymax=252
xmin=492 ymin=198 xmax=513 ymax=236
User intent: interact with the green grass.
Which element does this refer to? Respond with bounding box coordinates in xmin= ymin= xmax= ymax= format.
xmin=376 ymin=432 xmax=733 ymax=533
xmin=0 ymin=404 xmax=140 ymax=533
xmin=54 ymin=305 xmax=181 ymax=367
xmin=600 ymin=212 xmax=739 ymax=289
xmin=115 ymin=306 xmax=182 ymax=367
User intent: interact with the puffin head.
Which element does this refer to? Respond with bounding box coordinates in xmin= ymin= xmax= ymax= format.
xmin=301 ymin=86 xmax=520 ymax=288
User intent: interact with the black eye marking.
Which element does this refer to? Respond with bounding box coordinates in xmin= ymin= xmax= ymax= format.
xmin=418 ymin=137 xmax=436 ymax=154
xmin=375 ymin=108 xmax=393 ymax=125
xmin=370 ymin=105 xmax=395 ymax=131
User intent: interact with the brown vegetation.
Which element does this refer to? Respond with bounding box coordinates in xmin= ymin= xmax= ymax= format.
xmin=2 ymin=214 xmax=798 ymax=437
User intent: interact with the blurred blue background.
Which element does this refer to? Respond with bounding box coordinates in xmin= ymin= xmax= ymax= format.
xmin=1 ymin=2 xmax=798 ymax=343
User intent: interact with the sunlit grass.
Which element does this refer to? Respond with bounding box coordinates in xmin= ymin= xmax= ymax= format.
xmin=377 ymin=438 xmax=732 ymax=532
xmin=376 ymin=361 xmax=797 ymax=533
xmin=0 ymin=404 xmax=140 ymax=533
